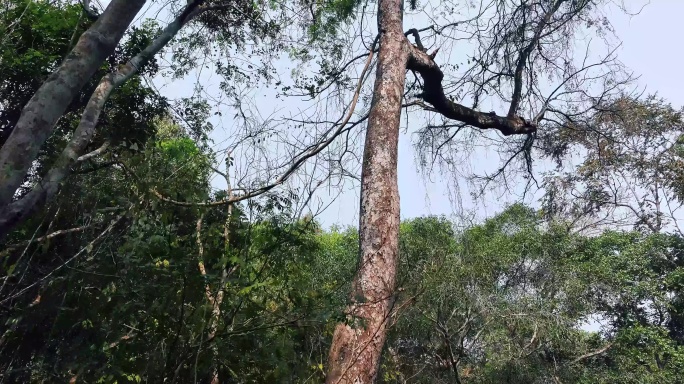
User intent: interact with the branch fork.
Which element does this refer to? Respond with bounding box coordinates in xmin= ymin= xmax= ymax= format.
xmin=404 ymin=29 xmax=537 ymax=136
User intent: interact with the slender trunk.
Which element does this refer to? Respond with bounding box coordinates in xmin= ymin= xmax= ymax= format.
xmin=325 ymin=0 xmax=407 ymax=382
xmin=198 ymin=155 xmax=234 ymax=384
xmin=0 ymin=0 xmax=146 ymax=205
xmin=209 ymin=161 xmax=234 ymax=384
xmin=208 ymin=239 xmax=229 ymax=384
xmin=195 ymin=213 xmax=223 ymax=384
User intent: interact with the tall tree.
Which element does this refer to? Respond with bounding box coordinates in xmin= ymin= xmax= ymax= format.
xmin=325 ymin=0 xmax=629 ymax=382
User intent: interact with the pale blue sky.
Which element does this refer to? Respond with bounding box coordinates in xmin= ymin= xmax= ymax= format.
xmin=93 ymin=0 xmax=684 ymax=336
xmin=313 ymin=1 xmax=684 ymax=228
xmin=130 ymin=0 xmax=684 ymax=228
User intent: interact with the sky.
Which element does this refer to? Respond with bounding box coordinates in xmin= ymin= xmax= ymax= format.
xmin=118 ymin=0 xmax=684 ymax=229
xmin=90 ymin=0 xmax=684 ymax=335
xmin=309 ymin=0 xmax=684 ymax=228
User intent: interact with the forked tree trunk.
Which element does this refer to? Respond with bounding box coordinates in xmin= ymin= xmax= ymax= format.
xmin=325 ymin=0 xmax=407 ymax=382
xmin=0 ymin=0 xmax=146 ymax=206
xmin=0 ymin=0 xmax=206 ymax=240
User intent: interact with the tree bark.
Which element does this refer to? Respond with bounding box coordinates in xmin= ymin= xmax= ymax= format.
xmin=325 ymin=0 xmax=540 ymax=381
xmin=0 ymin=0 xmax=205 ymax=240
xmin=0 ymin=0 xmax=146 ymax=206
xmin=325 ymin=0 xmax=406 ymax=382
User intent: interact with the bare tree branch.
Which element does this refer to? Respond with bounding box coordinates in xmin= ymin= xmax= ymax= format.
xmin=509 ymin=0 xmax=568 ymax=117
xmin=568 ymin=342 xmax=613 ymax=365
xmin=152 ymin=35 xmax=380 ymax=208
xmin=407 ymin=43 xmax=537 ymax=136
xmin=0 ymin=210 xmax=128 ymax=304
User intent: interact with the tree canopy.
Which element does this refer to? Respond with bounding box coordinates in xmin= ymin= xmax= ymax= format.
xmin=1 ymin=0 xmax=683 ymax=383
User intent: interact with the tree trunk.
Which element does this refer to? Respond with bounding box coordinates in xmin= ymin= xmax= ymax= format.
xmin=325 ymin=0 xmax=407 ymax=382
xmin=0 ymin=0 xmax=146 ymax=206
xmin=0 ymin=0 xmax=205 ymax=240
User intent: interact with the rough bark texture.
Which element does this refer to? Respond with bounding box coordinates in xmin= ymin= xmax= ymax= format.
xmin=0 ymin=0 xmax=146 ymax=206
xmin=325 ymin=1 xmax=540 ymax=379
xmin=325 ymin=0 xmax=406 ymax=383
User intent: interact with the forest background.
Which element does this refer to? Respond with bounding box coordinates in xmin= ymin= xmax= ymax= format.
xmin=2 ymin=0 xmax=684 ymax=383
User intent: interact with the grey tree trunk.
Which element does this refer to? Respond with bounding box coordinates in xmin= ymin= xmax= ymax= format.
xmin=0 ymin=1 xmax=207 ymax=239
xmin=325 ymin=0 xmax=407 ymax=382
xmin=0 ymin=0 xmax=146 ymax=206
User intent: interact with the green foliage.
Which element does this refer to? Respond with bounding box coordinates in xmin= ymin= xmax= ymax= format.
xmin=3 ymin=180 xmax=684 ymax=383
xmin=0 ymin=5 xmax=682 ymax=381
xmin=305 ymin=0 xmax=361 ymax=42
xmin=0 ymin=0 xmax=86 ymax=144
xmin=379 ymin=205 xmax=684 ymax=383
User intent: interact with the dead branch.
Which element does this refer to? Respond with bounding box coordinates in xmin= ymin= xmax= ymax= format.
xmin=407 ymin=44 xmax=537 ymax=136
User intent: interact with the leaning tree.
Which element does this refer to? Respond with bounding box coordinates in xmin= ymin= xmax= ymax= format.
xmin=0 ymin=0 xmax=287 ymax=238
